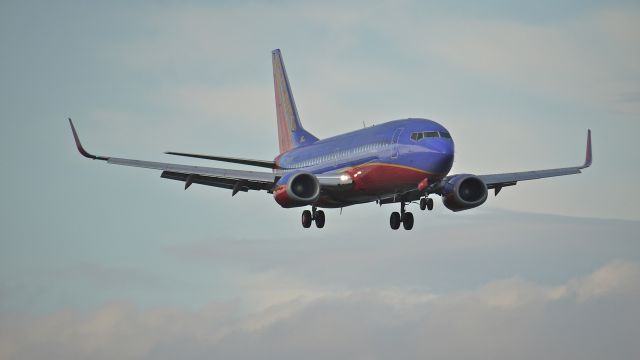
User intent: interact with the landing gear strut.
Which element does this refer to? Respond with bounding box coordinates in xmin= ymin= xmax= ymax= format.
xmin=302 ymin=206 xmax=325 ymax=229
xmin=419 ymin=197 xmax=434 ymax=211
xmin=390 ymin=201 xmax=414 ymax=230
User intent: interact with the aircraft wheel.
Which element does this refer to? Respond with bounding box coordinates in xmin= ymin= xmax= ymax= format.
xmin=427 ymin=198 xmax=434 ymax=211
xmin=302 ymin=210 xmax=312 ymax=228
xmin=420 ymin=198 xmax=427 ymax=211
xmin=402 ymin=212 xmax=414 ymax=230
xmin=390 ymin=212 xmax=401 ymax=230
xmin=315 ymin=210 xmax=325 ymax=228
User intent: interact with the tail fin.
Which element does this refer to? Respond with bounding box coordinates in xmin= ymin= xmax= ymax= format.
xmin=272 ymin=49 xmax=318 ymax=153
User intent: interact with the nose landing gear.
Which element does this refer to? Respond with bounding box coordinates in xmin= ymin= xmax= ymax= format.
xmin=390 ymin=201 xmax=414 ymax=230
xmin=419 ymin=197 xmax=434 ymax=211
xmin=302 ymin=206 xmax=325 ymax=229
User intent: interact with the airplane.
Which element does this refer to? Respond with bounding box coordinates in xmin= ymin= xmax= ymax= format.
xmin=69 ymin=49 xmax=592 ymax=230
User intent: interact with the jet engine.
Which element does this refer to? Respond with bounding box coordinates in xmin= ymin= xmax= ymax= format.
xmin=273 ymin=171 xmax=321 ymax=208
xmin=441 ymin=174 xmax=488 ymax=212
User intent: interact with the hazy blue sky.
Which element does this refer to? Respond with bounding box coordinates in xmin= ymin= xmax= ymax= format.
xmin=1 ymin=1 xmax=639 ymax=359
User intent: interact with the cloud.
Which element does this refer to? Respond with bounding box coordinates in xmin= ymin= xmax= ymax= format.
xmin=568 ymin=260 xmax=640 ymax=302
xmin=2 ymin=261 xmax=639 ymax=360
xmin=387 ymin=7 xmax=640 ymax=115
xmin=114 ymin=3 xmax=640 ymax=117
xmin=162 ymin=210 xmax=640 ymax=295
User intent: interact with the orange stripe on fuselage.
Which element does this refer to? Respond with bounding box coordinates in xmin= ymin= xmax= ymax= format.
xmin=349 ymin=162 xmax=431 ymax=175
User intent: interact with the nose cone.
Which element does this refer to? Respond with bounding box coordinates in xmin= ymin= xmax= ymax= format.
xmin=427 ymin=140 xmax=454 ymax=175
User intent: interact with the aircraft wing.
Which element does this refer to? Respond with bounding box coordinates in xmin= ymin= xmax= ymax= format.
xmin=477 ymin=129 xmax=592 ymax=194
xmin=164 ymin=151 xmax=277 ymax=169
xmin=68 ymin=119 xmax=276 ymax=194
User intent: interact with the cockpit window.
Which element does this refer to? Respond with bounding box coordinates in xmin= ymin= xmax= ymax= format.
xmin=410 ymin=130 xmax=452 ymax=141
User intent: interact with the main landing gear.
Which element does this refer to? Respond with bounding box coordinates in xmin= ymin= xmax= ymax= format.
xmin=390 ymin=197 xmax=434 ymax=230
xmin=302 ymin=206 xmax=325 ymax=229
xmin=390 ymin=201 xmax=414 ymax=230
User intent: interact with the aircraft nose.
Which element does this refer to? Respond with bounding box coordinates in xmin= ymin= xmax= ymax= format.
xmin=428 ymin=141 xmax=454 ymax=174
xmin=430 ymin=140 xmax=452 ymax=154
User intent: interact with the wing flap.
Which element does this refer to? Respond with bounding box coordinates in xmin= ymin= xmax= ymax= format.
xmin=160 ymin=171 xmax=274 ymax=192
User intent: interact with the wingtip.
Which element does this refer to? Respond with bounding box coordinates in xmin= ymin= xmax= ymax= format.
xmin=68 ymin=118 xmax=107 ymax=161
xmin=583 ymin=129 xmax=592 ymax=168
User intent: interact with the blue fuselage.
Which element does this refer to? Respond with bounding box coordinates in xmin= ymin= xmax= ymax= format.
xmin=275 ymin=118 xmax=455 ymax=207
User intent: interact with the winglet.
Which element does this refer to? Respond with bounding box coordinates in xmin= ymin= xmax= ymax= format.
xmin=68 ymin=118 xmax=108 ymax=160
xmin=581 ymin=129 xmax=592 ymax=169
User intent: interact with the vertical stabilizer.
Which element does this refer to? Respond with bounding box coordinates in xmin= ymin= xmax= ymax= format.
xmin=272 ymin=49 xmax=318 ymax=154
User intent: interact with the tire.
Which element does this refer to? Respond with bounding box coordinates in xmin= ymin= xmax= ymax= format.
xmin=390 ymin=212 xmax=401 ymax=230
xmin=426 ymin=198 xmax=434 ymax=211
xmin=402 ymin=212 xmax=414 ymax=230
xmin=420 ymin=198 xmax=427 ymax=211
xmin=315 ymin=210 xmax=325 ymax=228
xmin=302 ymin=210 xmax=312 ymax=228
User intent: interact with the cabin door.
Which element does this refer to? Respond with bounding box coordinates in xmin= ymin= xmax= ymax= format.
xmin=391 ymin=128 xmax=404 ymax=159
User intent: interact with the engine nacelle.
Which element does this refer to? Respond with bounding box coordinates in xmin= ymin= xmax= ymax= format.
xmin=441 ymin=174 xmax=488 ymax=212
xmin=273 ymin=172 xmax=321 ymax=208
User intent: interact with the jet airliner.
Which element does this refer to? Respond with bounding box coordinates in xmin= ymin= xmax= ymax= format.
xmin=69 ymin=49 xmax=592 ymax=230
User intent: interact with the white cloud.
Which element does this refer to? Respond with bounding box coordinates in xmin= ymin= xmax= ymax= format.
xmin=568 ymin=260 xmax=640 ymax=302
xmin=119 ymin=3 xmax=640 ymax=116
xmin=380 ymin=7 xmax=640 ymax=116
xmin=2 ymin=261 xmax=639 ymax=360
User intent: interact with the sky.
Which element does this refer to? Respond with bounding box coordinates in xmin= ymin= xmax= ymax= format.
xmin=1 ymin=0 xmax=639 ymax=359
